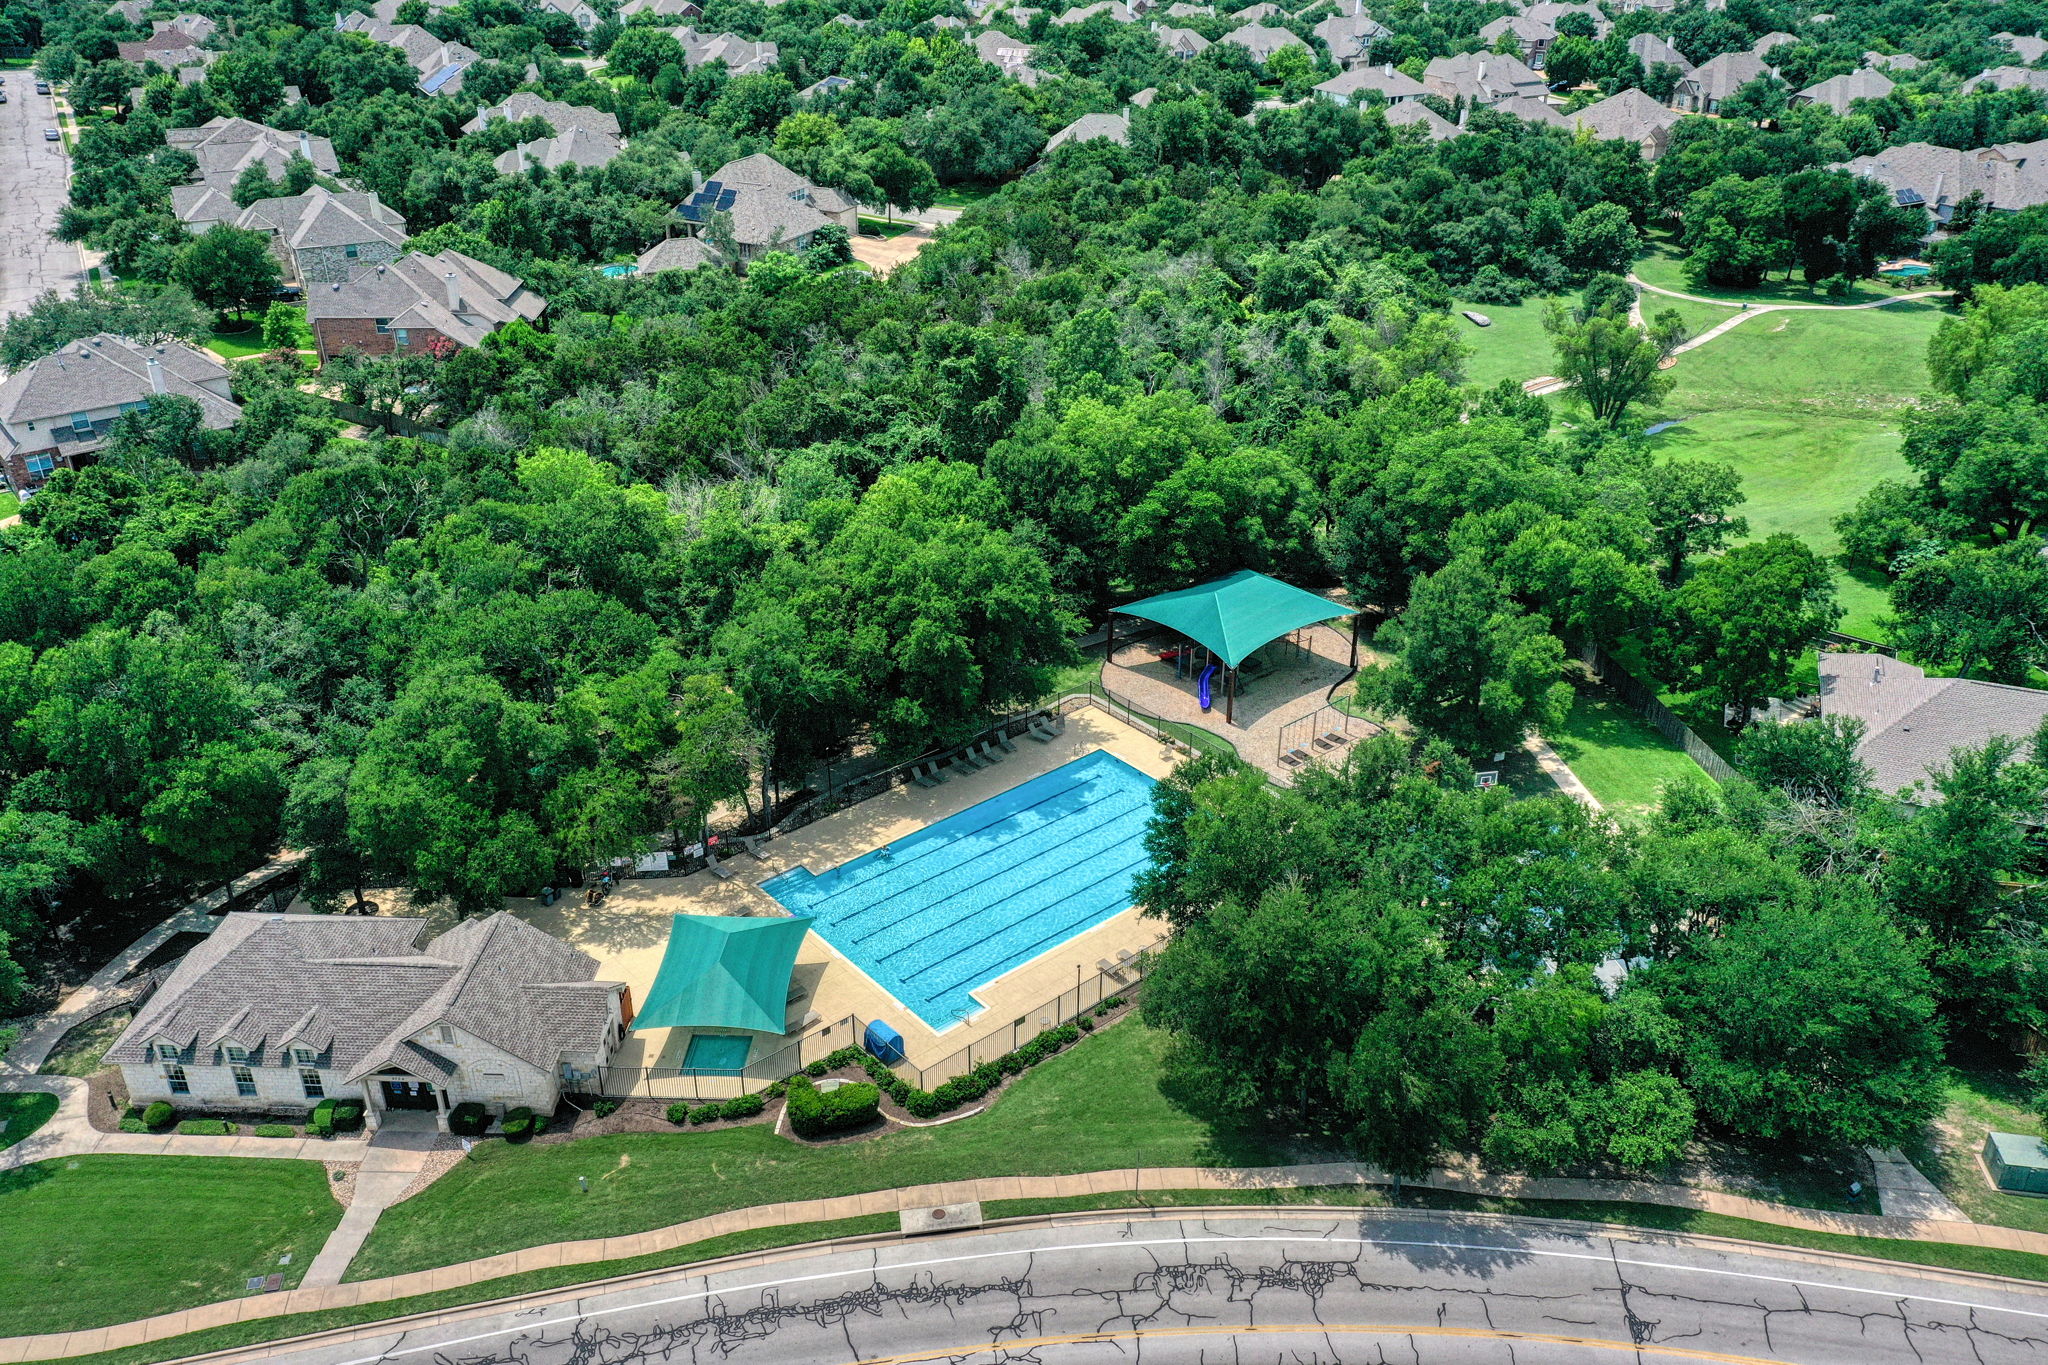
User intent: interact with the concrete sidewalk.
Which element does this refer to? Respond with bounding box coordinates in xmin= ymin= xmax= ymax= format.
xmin=301 ymin=1116 xmax=442 ymax=1287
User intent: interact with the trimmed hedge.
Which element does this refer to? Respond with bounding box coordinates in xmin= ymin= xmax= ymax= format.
xmin=252 ymin=1124 xmax=295 ymax=1138
xmin=665 ymin=1101 xmax=692 ymax=1126
xmin=448 ymin=1102 xmax=490 ymax=1137
xmin=142 ymin=1101 xmax=175 ymax=1130
xmin=721 ymin=1093 xmax=765 ymax=1121
xmin=118 ymin=1117 xmax=148 ymax=1133
xmin=687 ymin=1103 xmax=721 ymax=1125
xmin=500 ymin=1106 xmax=545 ymax=1141
xmin=785 ymin=1076 xmax=880 ymax=1137
xmin=177 ymin=1119 xmax=237 ymax=1135
xmin=798 ymin=1021 xmax=1085 ymax=1121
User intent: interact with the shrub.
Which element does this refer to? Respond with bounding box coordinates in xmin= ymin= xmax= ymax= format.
xmin=665 ymin=1101 xmax=692 ymax=1126
xmin=307 ymin=1098 xmax=336 ymax=1136
xmin=1079 ymin=1015 xmax=1095 ymax=1031
xmin=142 ymin=1101 xmax=175 ymax=1129
xmin=720 ymin=1092 xmax=765 ymax=1121
xmin=252 ymin=1124 xmax=295 ymax=1138
xmin=329 ymin=1100 xmax=364 ymax=1133
xmin=500 ymin=1106 xmax=543 ymax=1141
xmin=688 ymin=1103 xmax=721 ymax=1125
xmin=448 ymin=1102 xmax=490 ymax=1136
xmin=118 ymin=1117 xmax=148 ymax=1133
xmin=177 ymin=1119 xmax=236 ymax=1135
xmin=785 ymin=1075 xmax=880 ymax=1137
xmin=592 ymin=1097 xmax=622 ymax=1118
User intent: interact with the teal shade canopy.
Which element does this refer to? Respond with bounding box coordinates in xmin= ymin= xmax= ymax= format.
xmin=632 ymin=913 xmax=813 ymax=1034
xmin=1115 ymin=570 xmax=1357 ymax=669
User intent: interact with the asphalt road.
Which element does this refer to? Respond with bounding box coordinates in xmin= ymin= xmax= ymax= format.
xmin=0 ymin=75 xmax=84 ymax=319
xmin=248 ymin=1210 xmax=2048 ymax=1364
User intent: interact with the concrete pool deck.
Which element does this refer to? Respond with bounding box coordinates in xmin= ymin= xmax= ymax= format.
xmin=498 ymin=708 xmax=1181 ymax=1098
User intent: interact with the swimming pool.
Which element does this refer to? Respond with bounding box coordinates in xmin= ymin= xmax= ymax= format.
xmin=762 ymin=750 xmax=1158 ymax=1030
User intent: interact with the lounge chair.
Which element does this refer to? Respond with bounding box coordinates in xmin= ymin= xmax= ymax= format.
xmin=945 ymin=756 xmax=978 ymax=780
xmin=911 ymin=765 xmax=939 ymax=788
xmin=1097 ymin=958 xmax=1120 ymax=976
xmin=919 ymin=761 xmax=950 ymax=784
xmin=736 ymin=834 xmax=772 ymax=862
xmin=995 ymin=731 xmax=1018 ymax=753
xmin=1115 ymin=948 xmax=1135 ymax=965
xmin=974 ymin=741 xmax=1004 ymax=764
xmin=1026 ymin=719 xmax=1059 ymax=743
xmin=707 ymin=856 xmax=735 ymax=881
xmin=957 ymin=747 xmax=989 ymax=770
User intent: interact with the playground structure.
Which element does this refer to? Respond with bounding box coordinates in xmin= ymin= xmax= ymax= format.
xmin=1275 ymin=704 xmax=1380 ymax=772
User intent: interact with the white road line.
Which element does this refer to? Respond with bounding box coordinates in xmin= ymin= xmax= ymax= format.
xmin=322 ymin=1229 xmax=2048 ymax=1364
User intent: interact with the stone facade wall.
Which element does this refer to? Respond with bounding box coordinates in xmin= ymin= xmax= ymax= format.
xmin=120 ymin=1060 xmax=362 ymax=1116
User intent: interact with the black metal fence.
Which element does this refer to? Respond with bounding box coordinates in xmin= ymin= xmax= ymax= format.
xmin=592 ymin=1013 xmax=862 ymax=1102
xmin=1582 ymin=644 xmax=1739 ymax=785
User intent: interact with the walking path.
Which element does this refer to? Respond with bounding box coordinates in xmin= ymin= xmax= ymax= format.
xmin=7 ymin=1154 xmax=2048 ymax=1363
xmin=1523 ymin=734 xmax=1601 ymax=810
xmin=300 ymin=1115 xmax=442 ymax=1288
xmin=1868 ymin=1144 xmax=1970 ymax=1222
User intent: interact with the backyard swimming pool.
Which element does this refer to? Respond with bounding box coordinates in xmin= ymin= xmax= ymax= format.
xmin=762 ymin=750 xmax=1158 ymax=1031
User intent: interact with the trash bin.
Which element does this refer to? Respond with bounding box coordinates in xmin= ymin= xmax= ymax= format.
xmin=538 ymin=886 xmax=558 ymax=906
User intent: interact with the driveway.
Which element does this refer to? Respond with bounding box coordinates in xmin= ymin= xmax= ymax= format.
xmin=0 ymin=77 xmax=85 ymax=318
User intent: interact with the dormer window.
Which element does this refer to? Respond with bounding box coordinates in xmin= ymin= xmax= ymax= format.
xmin=224 ymin=1044 xmax=249 ymax=1064
xmin=69 ymin=412 xmax=93 ymax=434
xmin=292 ymin=1047 xmax=318 ymax=1066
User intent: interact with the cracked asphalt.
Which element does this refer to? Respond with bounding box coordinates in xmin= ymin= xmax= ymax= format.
xmin=0 ymin=74 xmax=84 ymax=319
xmin=249 ymin=1210 xmax=2048 ymax=1364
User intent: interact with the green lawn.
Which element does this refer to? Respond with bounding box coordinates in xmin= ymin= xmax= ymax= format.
xmin=932 ymin=182 xmax=1000 ymax=211
xmin=1912 ymin=1060 xmax=2048 ymax=1236
xmin=0 ymin=1092 xmax=57 ymax=1150
xmin=1451 ymin=294 xmax=1566 ymax=391
xmin=1544 ymin=689 xmax=1710 ymax=816
xmin=204 ymin=322 xmax=269 ymax=360
xmin=354 ymin=1021 xmax=1285 ymax=1281
xmin=38 ymin=1008 xmax=132 ymax=1078
xmin=0 ymin=1155 xmax=344 ymax=1336
xmin=1634 ymin=239 xmax=1906 ymax=309
xmin=858 ymin=215 xmax=920 ymax=237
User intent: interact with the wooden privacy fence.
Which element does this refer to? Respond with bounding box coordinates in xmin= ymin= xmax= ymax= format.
xmin=327 ymin=399 xmax=449 ymax=444
xmin=1581 ymin=644 xmax=1739 ymax=786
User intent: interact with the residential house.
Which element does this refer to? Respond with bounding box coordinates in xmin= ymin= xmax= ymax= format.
xmin=1838 ymin=139 xmax=2048 ymax=225
xmin=1152 ymin=22 xmax=1210 ymax=56
xmin=106 ymin=0 xmax=150 ymax=24
xmin=971 ymin=27 xmax=1050 ymax=81
xmin=1383 ymin=98 xmax=1460 ymax=140
xmin=1817 ymin=654 xmax=2048 ymax=801
xmin=635 ymin=235 xmax=724 ymax=275
xmin=620 ymin=0 xmax=701 ymax=16
xmin=1130 ymin=85 xmax=1159 ymax=105
xmin=495 ymin=126 xmax=626 ymax=173
xmin=0 ymin=335 xmax=239 ymax=492
xmin=463 ymin=92 xmax=622 ymax=140
xmin=165 ymin=120 xmax=342 ymax=205
xmin=1053 ymin=1 xmax=1134 ymax=21
xmin=1791 ymin=67 xmax=1893 ymax=114
xmin=1863 ymin=50 xmax=1921 ymax=71
xmin=1040 ymin=110 xmax=1131 ymax=158
xmin=675 ymin=153 xmax=859 ymax=263
xmin=1423 ymin=51 xmax=1547 ymax=105
xmin=539 ymin=0 xmax=601 ymax=31
xmin=1965 ymin=66 xmax=2048 ymax=96
xmin=1478 ymin=14 xmax=1557 ymax=68
xmin=1494 ymin=93 xmax=1569 ymax=126
xmin=360 ymin=0 xmax=458 ymax=21
xmin=797 ymin=74 xmax=856 ymax=99
xmin=931 ymin=15 xmax=967 ymax=28
xmin=1314 ymin=63 xmax=1427 ymax=104
xmin=334 ymin=12 xmax=478 ymax=94
xmin=1314 ymin=8 xmax=1391 ymax=67
xmin=107 ymin=912 xmax=627 ymax=1132
xmin=1995 ymin=31 xmax=2048 ymax=64
xmin=1626 ymin=31 xmax=1692 ymax=75
xmin=1749 ymin=30 xmax=1796 ymax=59
xmin=153 ymin=12 xmax=217 ymax=40
xmin=1219 ymin=22 xmax=1308 ymax=62
xmin=305 ymin=250 xmax=547 ymax=363
xmin=670 ymin=27 xmax=780 ymax=74
xmin=116 ymin=27 xmax=216 ymax=78
xmin=1229 ymin=1 xmax=1282 ymax=20
xmin=1568 ymin=86 xmax=1682 ymax=158
xmin=1524 ymin=1 xmax=1608 ymax=37
xmin=1674 ymin=50 xmax=1765 ymax=113
xmin=232 ymin=186 xmax=409 ymax=284
xmin=1163 ymin=1 xmax=1212 ymax=13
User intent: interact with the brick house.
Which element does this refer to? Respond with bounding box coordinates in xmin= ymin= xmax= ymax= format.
xmin=108 ymin=912 xmax=627 ymax=1131
xmin=305 ymin=250 xmax=547 ymax=363
xmin=232 ymin=186 xmax=409 ymax=284
xmin=0 ymin=334 xmax=239 ymax=492
xmin=165 ymin=118 xmax=341 ymax=196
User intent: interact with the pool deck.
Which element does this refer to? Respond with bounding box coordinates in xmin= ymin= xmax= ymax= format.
xmin=498 ymin=708 xmax=1182 ymax=1097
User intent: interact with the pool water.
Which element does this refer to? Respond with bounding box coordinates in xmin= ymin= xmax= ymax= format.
xmin=1880 ymin=265 xmax=1932 ymax=277
xmin=763 ymin=750 xmax=1158 ymax=1030
xmin=682 ymin=1033 xmax=753 ymax=1073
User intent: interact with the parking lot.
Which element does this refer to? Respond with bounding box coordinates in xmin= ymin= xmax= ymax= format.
xmin=0 ymin=73 xmax=85 ymax=319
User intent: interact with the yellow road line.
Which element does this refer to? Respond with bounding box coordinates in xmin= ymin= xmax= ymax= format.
xmin=852 ymin=1321 xmax=1791 ymax=1364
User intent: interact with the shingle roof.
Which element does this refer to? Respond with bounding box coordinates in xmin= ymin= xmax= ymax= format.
xmin=1152 ymin=22 xmax=1210 ymax=54
xmin=1569 ymin=86 xmax=1681 ymax=144
xmin=1681 ymin=49 xmax=1766 ymax=101
xmin=1750 ymin=30 xmax=1796 ymax=57
xmin=636 ymin=235 xmax=723 ymax=274
xmin=1052 ymin=1 xmax=1132 ymax=22
xmin=1424 ymin=51 xmax=1546 ymax=103
xmin=1863 ymin=50 xmax=1921 ymax=71
xmin=235 ymin=186 xmax=408 ymax=250
xmin=463 ymin=93 xmax=621 ymax=139
xmin=1627 ymin=32 xmax=1692 ymax=74
xmin=1838 ymin=140 xmax=2048 ymax=217
xmin=305 ymin=250 xmax=547 ymax=348
xmin=670 ymin=26 xmax=779 ymax=73
xmin=1996 ymin=31 xmax=2048 ymax=64
xmin=167 ymin=118 xmax=341 ymax=192
xmin=1818 ymin=653 xmax=2048 ymax=799
xmin=620 ymin=0 xmax=701 ymax=15
xmin=1966 ymin=66 xmax=2048 ymax=96
xmin=1494 ymin=94 xmax=1570 ymax=126
xmin=1794 ymin=67 xmax=1893 ymax=114
xmin=1044 ymin=110 xmax=1131 ymax=154
xmin=494 ymin=125 xmax=625 ymax=173
xmin=170 ymin=183 xmax=240 ymax=230
xmin=1315 ymin=64 xmax=1427 ymax=101
xmin=1314 ymin=11 xmax=1390 ymax=61
xmin=1383 ymin=99 xmax=1460 ymax=140
xmin=712 ymin=153 xmax=856 ymax=216
xmin=0 ymin=334 xmax=238 ymax=439
xmin=1524 ymin=0 xmax=1607 ymax=35
xmin=1480 ymin=14 xmax=1556 ymax=45
xmin=1219 ymin=21 xmax=1308 ymax=60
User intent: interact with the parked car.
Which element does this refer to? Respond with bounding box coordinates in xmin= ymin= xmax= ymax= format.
xmin=0 ymin=93 xmax=8 ymax=104
xmin=34 ymin=80 xmax=50 ymax=94
xmin=43 ymin=128 xmax=60 ymax=141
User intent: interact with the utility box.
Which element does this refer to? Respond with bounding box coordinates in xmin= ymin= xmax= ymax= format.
xmin=1984 ymin=1132 xmax=2048 ymax=1193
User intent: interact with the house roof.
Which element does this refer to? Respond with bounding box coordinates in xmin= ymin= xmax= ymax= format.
xmin=973 ymin=28 xmax=1035 ymax=65
xmin=1966 ymin=66 xmax=2048 ymax=96
xmin=463 ymin=92 xmax=620 ymax=139
xmin=1153 ymin=23 xmax=1210 ymax=53
xmin=671 ymin=26 xmax=780 ymax=73
xmin=1424 ymin=51 xmax=1546 ymax=103
xmin=170 ymin=183 xmax=241 ymax=230
xmin=1044 ymin=110 xmax=1131 ymax=155
xmin=1314 ymin=11 xmax=1390 ymax=61
xmin=1524 ymin=0 xmax=1608 ymax=35
xmin=713 ymin=152 xmax=856 ymax=215
xmin=1053 ymin=1 xmax=1132 ymax=21
xmin=1818 ymin=653 xmax=2048 ymax=799
xmin=1480 ymin=14 xmax=1556 ymax=45
xmin=1384 ymin=99 xmax=1459 ymax=139
xmin=1863 ymin=50 xmax=1921 ymax=71
xmin=305 ymin=249 xmax=547 ymax=348
xmin=495 ymin=125 xmax=625 ymax=173
xmin=1220 ymin=21 xmax=1308 ymax=60
xmin=1626 ymin=31 xmax=1692 ymax=73
xmin=620 ymin=0 xmax=700 ymax=14
xmin=1837 ymin=139 xmax=2048 ymax=217
xmin=1569 ymin=86 xmax=1680 ymax=144
xmin=1681 ymin=49 xmax=1766 ymax=101
xmin=106 ymin=912 xmax=621 ymax=1082
xmin=1750 ymin=30 xmax=1796 ymax=57
xmin=1315 ymin=64 xmax=1427 ymax=101
xmin=0 ymin=334 xmax=238 ymax=438
xmin=798 ymin=74 xmax=855 ymax=99
xmin=636 ymin=235 xmax=723 ymax=274
xmin=1793 ymin=67 xmax=1893 ymax=114
xmin=1494 ymin=94 xmax=1570 ymax=126
xmin=167 ymin=118 xmax=341 ymax=191
xmin=1996 ymin=31 xmax=2048 ymax=64
xmin=235 ymin=186 xmax=408 ymax=251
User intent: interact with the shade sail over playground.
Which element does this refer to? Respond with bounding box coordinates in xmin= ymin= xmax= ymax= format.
xmin=631 ymin=913 xmax=813 ymax=1034
xmin=1115 ymin=570 xmax=1357 ymax=669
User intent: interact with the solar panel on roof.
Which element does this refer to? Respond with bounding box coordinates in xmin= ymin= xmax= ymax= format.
xmin=701 ymin=179 xmax=723 ymax=194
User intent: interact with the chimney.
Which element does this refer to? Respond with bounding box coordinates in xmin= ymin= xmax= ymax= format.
xmin=444 ymin=270 xmax=462 ymax=314
xmin=146 ymin=355 xmax=165 ymax=395
xmin=298 ymin=129 xmax=312 ymax=160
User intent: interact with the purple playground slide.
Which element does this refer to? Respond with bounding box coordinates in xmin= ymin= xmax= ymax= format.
xmin=1199 ymin=663 xmax=1217 ymax=712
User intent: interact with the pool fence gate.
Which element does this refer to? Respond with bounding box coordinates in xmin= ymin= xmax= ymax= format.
xmin=589 ymin=940 xmax=1166 ymax=1102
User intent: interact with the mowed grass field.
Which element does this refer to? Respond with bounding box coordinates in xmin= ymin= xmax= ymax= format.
xmin=0 ymin=1156 xmax=343 ymax=1336
xmin=1545 ymin=690 xmax=1710 ymax=817
xmin=1452 ymin=295 xmax=1565 ymax=390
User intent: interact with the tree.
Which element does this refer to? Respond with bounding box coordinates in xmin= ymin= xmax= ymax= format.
xmin=0 ymin=284 xmax=210 ymax=366
xmin=601 ymin=25 xmax=685 ymax=82
xmin=1544 ymin=302 xmax=1679 ymax=427
xmin=1668 ymin=534 xmax=1840 ymax=724
xmin=173 ymin=224 xmax=281 ymax=321
xmin=1116 ymin=449 xmax=1320 ymax=595
xmin=261 ymin=300 xmax=305 ymax=358
xmin=1682 ymin=175 xmax=1787 ymax=288
xmin=1647 ymin=886 xmax=1945 ymax=1150
xmin=1642 ymin=459 xmax=1748 ymax=585
xmin=1563 ymin=202 xmax=1639 ymax=280
xmin=141 ymin=741 xmax=288 ymax=880
xmin=1890 ymin=541 xmax=2048 ymax=684
xmin=1734 ymin=714 xmax=1872 ymax=807
xmin=1370 ymin=554 xmax=1573 ymax=754
xmin=207 ymin=49 xmax=284 ymax=118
